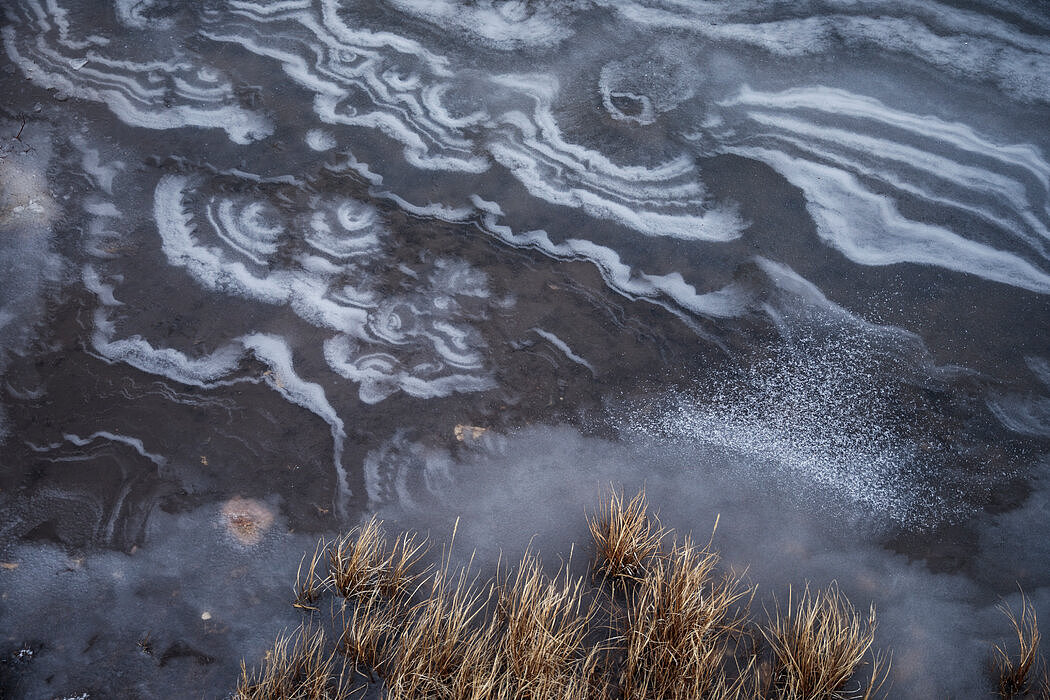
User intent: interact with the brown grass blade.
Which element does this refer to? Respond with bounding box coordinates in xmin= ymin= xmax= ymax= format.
xmin=994 ymin=592 xmax=1043 ymax=699
xmin=588 ymin=488 xmax=664 ymax=587
xmin=294 ymin=538 xmax=331 ymax=611
xmin=764 ymin=582 xmax=885 ymax=700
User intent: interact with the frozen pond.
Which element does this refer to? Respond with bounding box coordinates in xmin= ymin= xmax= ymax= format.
xmin=2 ymin=1 xmax=1050 ymax=697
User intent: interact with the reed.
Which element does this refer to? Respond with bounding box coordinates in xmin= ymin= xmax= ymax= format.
xmin=994 ymin=593 xmax=1043 ymax=698
xmin=234 ymin=489 xmax=902 ymax=700
xmin=587 ymin=488 xmax=664 ymax=586
xmin=763 ymin=583 xmax=888 ymax=700
xmin=234 ymin=623 xmax=349 ymax=700
xmin=618 ymin=535 xmax=753 ymax=700
xmin=378 ymin=530 xmax=430 ymax=602
xmin=385 ymin=565 xmax=493 ymax=699
xmin=494 ymin=552 xmax=599 ymax=695
xmin=294 ymin=538 xmax=330 ymax=612
xmin=338 ymin=593 xmax=404 ymax=681
xmin=329 ymin=516 xmax=387 ymax=599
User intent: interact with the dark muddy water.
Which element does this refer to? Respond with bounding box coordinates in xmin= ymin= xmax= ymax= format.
xmin=2 ymin=1 xmax=1050 ymax=697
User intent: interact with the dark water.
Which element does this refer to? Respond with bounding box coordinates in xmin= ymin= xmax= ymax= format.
xmin=1 ymin=1 xmax=1050 ymax=697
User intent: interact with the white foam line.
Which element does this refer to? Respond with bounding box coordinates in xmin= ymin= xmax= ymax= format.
xmin=485 ymin=76 xmax=744 ymax=241
xmin=604 ymin=3 xmax=1050 ymax=102
xmin=381 ymin=191 xmax=475 ymax=221
xmin=61 ymin=431 xmax=167 ymax=468
xmin=228 ymin=0 xmax=311 ymax=14
xmin=203 ymin=9 xmax=485 ymax=171
xmin=1027 ymin=357 xmax=1050 ymax=388
xmin=323 ymin=335 xmax=494 ymax=403
xmin=91 ymin=310 xmax=248 ymax=388
xmin=154 ymin=175 xmax=370 ymax=333
xmin=223 ymin=169 xmax=302 ymax=186
xmin=44 ymin=0 xmax=97 ymax=50
xmin=26 ymin=440 xmax=63 ymax=452
xmin=428 ymin=258 xmax=489 ymax=298
xmin=306 ymin=128 xmax=337 ymax=151
xmin=313 ymin=94 xmax=489 ymax=173
xmin=82 ymin=265 xmax=122 ymax=306
xmin=114 ymin=0 xmax=175 ymax=30
xmin=3 ymin=19 xmax=273 ymax=143
xmin=988 ymin=393 xmax=1050 ymax=437
xmin=335 ymin=199 xmax=379 ymax=231
xmin=531 ymin=328 xmax=596 ymax=375
xmin=722 ymin=86 xmax=1050 ymax=191
xmin=4 ymin=383 xmax=45 ymax=400
xmin=744 ymin=111 xmax=1040 ymax=215
xmin=200 ymin=5 xmax=744 ymax=238
xmin=338 ymin=152 xmax=384 ymax=185
xmin=468 ymin=195 xmax=747 ymax=320
xmin=731 ymin=147 xmax=1050 ymax=294
xmin=84 ymin=200 xmax=121 ymax=218
xmin=316 ymin=0 xmax=451 ymax=66
xmin=488 ymin=139 xmax=743 ymax=241
xmin=206 ymin=199 xmax=282 ymax=266
xmin=755 ymin=130 xmax=1049 ymax=257
xmin=385 ymin=0 xmax=575 ymax=49
xmin=735 ymin=113 xmax=1050 ymax=256
xmin=79 ymin=53 xmax=192 ymax=73
xmin=22 ymin=0 xmax=51 ymax=34
xmin=428 ymin=320 xmax=484 ymax=369
xmin=79 ymin=148 xmax=124 ymax=195
xmin=28 ymin=42 xmax=166 ymax=99
xmin=240 ymin=333 xmax=351 ymax=510
xmin=305 ymin=228 xmax=381 ymax=259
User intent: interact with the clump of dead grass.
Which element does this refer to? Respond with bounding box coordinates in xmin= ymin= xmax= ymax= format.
xmin=493 ymin=551 xmax=600 ymax=695
xmin=234 ymin=623 xmax=350 ymax=700
xmin=587 ymin=488 xmax=664 ymax=586
xmin=294 ymin=539 xmax=330 ymax=612
xmin=618 ymin=534 xmax=754 ymax=699
xmin=763 ymin=583 xmax=888 ymax=700
xmin=234 ymin=489 xmax=902 ymax=700
xmin=338 ymin=593 xmax=405 ymax=681
xmin=378 ymin=530 xmax=430 ymax=601
xmin=329 ymin=516 xmax=388 ymax=599
xmin=327 ymin=516 xmax=431 ymax=603
xmin=385 ymin=564 xmax=493 ymax=699
xmin=994 ymin=593 xmax=1045 ymax=699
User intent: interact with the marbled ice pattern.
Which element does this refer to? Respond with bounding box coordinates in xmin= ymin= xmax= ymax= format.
xmin=1 ymin=1 xmax=1049 ymax=697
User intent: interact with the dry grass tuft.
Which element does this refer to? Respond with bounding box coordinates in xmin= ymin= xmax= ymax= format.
xmin=588 ymin=488 xmax=664 ymax=586
xmin=378 ymin=530 xmax=430 ymax=602
xmin=338 ymin=594 xmax=403 ymax=681
xmin=764 ymin=583 xmax=887 ymax=700
xmin=328 ymin=517 xmax=429 ymax=604
xmin=994 ymin=593 xmax=1043 ymax=698
xmin=329 ymin=516 xmax=388 ymax=599
xmin=235 ymin=490 xmax=901 ymax=700
xmin=234 ymin=623 xmax=349 ymax=700
xmin=294 ymin=539 xmax=330 ymax=611
xmin=385 ymin=565 xmax=493 ymax=699
xmin=494 ymin=552 xmax=599 ymax=695
xmin=618 ymin=534 xmax=753 ymax=699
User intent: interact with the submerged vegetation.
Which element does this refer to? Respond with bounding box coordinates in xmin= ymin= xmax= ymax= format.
xmin=234 ymin=489 xmax=897 ymax=699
